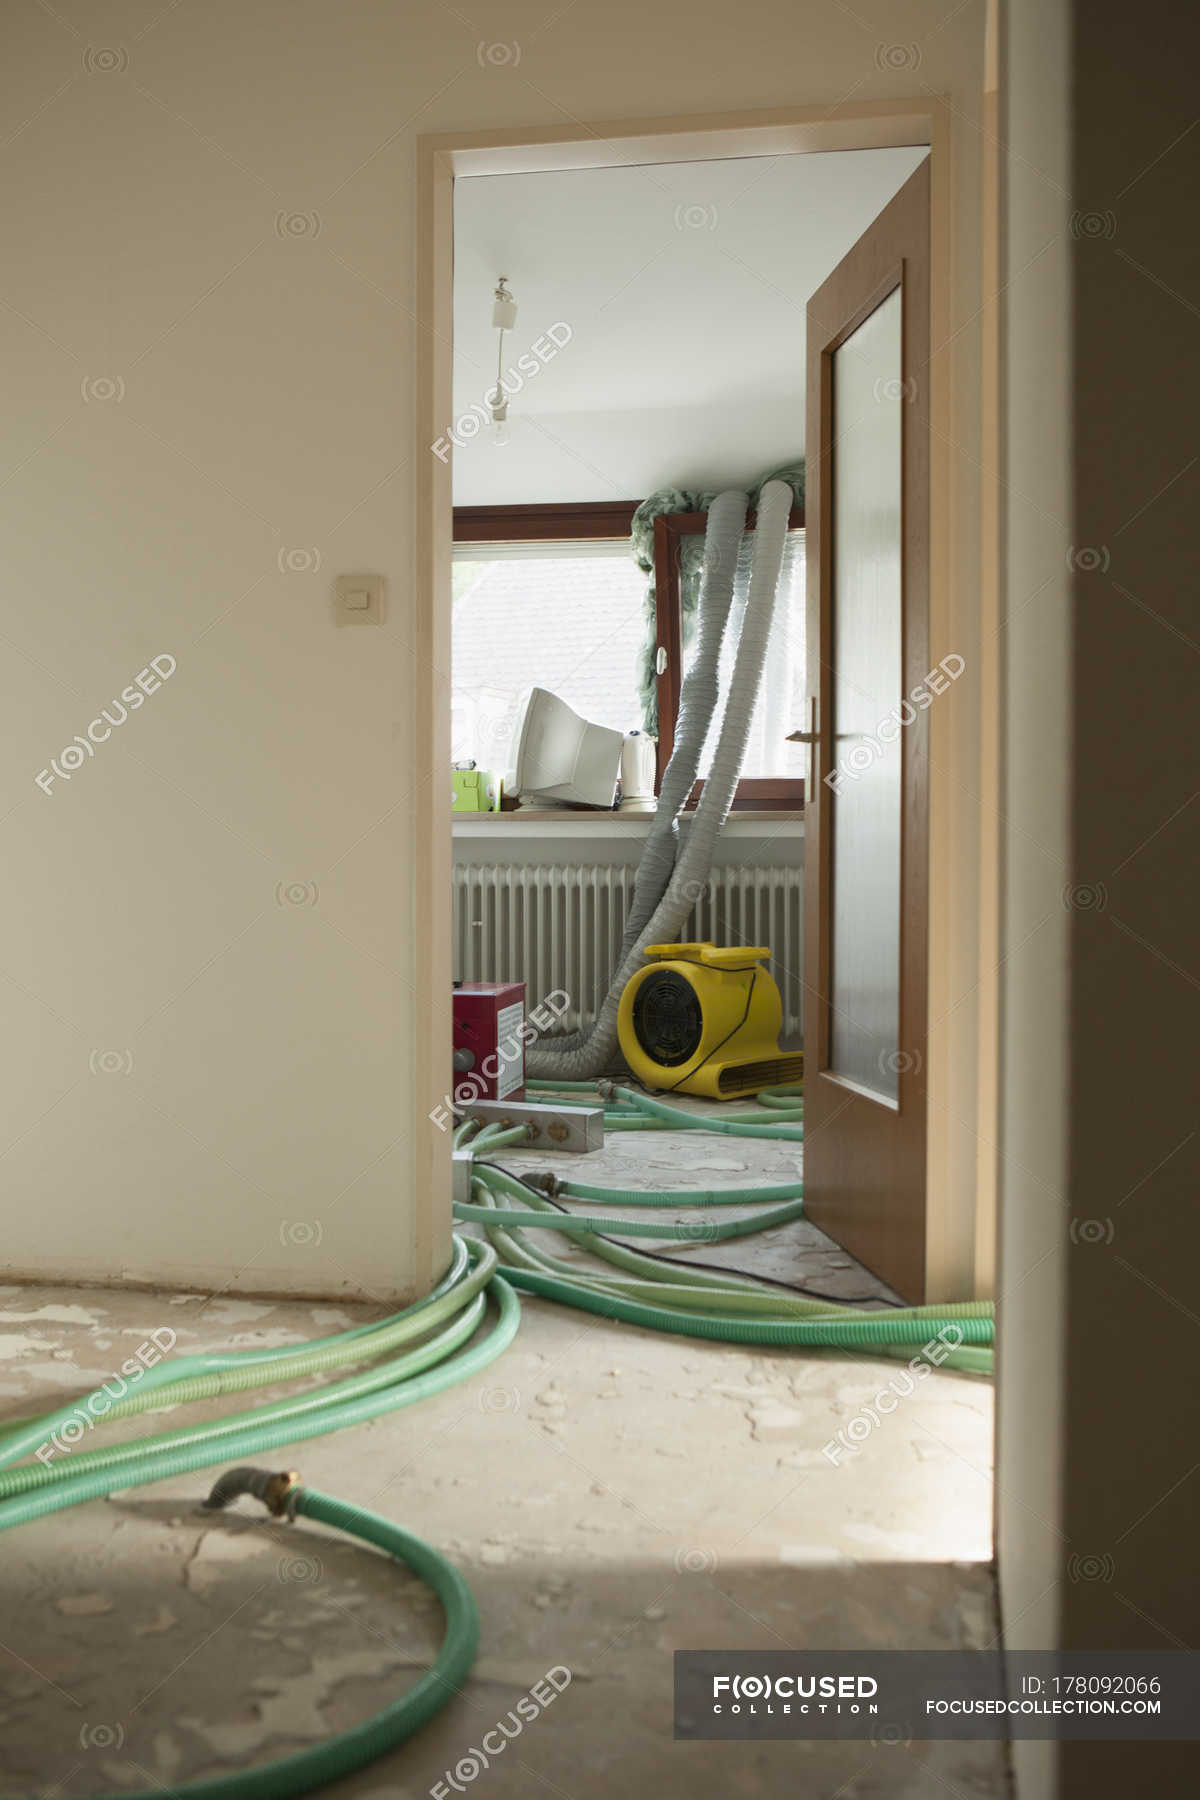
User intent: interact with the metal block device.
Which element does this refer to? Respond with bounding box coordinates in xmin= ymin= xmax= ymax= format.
xmin=456 ymin=1098 xmax=605 ymax=1155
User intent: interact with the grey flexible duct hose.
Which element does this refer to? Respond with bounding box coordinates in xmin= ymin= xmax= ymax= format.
xmin=527 ymin=480 xmax=791 ymax=1080
xmin=621 ymin=488 xmax=747 ymax=947
xmin=547 ymin=490 xmax=748 ymax=1054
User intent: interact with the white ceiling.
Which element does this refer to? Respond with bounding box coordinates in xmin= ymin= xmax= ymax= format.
xmin=451 ymin=145 xmax=928 ymax=506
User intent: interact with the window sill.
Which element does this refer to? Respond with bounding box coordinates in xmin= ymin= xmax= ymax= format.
xmin=453 ymin=809 xmax=804 ymax=836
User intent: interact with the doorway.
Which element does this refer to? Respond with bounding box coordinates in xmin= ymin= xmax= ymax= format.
xmin=413 ymin=98 xmax=1001 ymax=1797
xmin=419 ymin=104 xmax=960 ymax=1302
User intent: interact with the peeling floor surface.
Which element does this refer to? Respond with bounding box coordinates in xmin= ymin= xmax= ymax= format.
xmin=0 ymin=1114 xmax=1002 ymax=1798
xmin=491 ymin=1091 xmax=905 ymax=1302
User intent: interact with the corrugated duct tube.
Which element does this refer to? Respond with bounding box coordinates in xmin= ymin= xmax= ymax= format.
xmin=541 ymin=487 xmax=747 ymax=1057
xmin=526 ymin=480 xmax=791 ymax=1080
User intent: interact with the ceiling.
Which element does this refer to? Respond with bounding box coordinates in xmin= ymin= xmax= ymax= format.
xmin=451 ymin=145 xmax=928 ymax=506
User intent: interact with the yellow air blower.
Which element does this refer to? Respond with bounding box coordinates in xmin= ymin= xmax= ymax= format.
xmin=618 ymin=942 xmax=804 ymax=1099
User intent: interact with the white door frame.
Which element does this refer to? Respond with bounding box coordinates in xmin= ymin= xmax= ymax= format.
xmin=413 ymin=98 xmax=983 ymax=1300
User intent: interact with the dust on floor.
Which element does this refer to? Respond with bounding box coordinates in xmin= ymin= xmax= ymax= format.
xmin=0 ymin=1115 xmax=999 ymax=1797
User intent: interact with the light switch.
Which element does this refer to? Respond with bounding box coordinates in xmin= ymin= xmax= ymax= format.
xmin=335 ymin=573 xmax=385 ymax=625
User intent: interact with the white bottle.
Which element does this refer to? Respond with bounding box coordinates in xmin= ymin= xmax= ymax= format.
xmin=618 ymin=731 xmax=658 ymax=814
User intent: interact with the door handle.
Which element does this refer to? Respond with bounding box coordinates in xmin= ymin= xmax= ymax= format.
xmin=786 ymin=700 xmax=818 ymax=797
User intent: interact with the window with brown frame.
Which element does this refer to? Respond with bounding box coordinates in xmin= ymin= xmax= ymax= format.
xmin=451 ymin=501 xmax=805 ymax=812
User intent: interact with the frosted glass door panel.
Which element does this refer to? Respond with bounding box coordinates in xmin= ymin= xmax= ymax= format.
xmin=828 ymin=287 xmax=903 ymax=1101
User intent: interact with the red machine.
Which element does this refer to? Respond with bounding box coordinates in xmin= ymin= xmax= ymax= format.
xmin=452 ymin=981 xmax=527 ymax=1105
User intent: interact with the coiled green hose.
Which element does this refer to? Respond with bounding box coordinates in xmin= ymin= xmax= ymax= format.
xmin=2 ymin=1474 xmax=478 ymax=1800
xmin=458 ymin=1081 xmax=994 ymax=1375
xmin=1 ymin=1237 xmax=474 ymax=1461
xmin=0 ymin=1244 xmax=518 ymax=1799
xmin=0 ymin=1241 xmax=518 ymax=1527
xmin=1 ymin=1069 xmax=991 ymax=1800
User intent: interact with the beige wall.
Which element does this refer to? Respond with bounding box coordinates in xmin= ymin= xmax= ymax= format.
xmin=998 ymin=1 xmax=1199 ymax=1793
xmin=995 ymin=0 xmax=1072 ymax=1788
xmin=2 ymin=1 xmax=986 ymax=1297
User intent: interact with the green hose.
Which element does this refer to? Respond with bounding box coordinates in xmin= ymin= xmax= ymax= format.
xmin=525 ymin=1078 xmax=805 ymax=1126
xmin=0 ymin=1294 xmax=486 ymax=1505
xmin=610 ymin=1083 xmax=805 ymax=1139
xmin=556 ymin=1177 xmax=804 ymax=1207
xmin=453 ymin=1194 xmax=805 ymax=1240
xmin=0 ymin=1241 xmax=518 ymax=1528
xmin=1 ymin=1069 xmax=992 ymax=1800
xmin=0 ymin=1237 xmax=481 ymax=1461
xmin=460 ymin=1079 xmax=993 ymax=1374
xmin=496 ymin=1266 xmax=993 ymax=1349
xmin=1 ymin=1473 xmax=478 ymax=1800
xmin=452 ymin=1201 xmax=804 ymax=1241
xmin=0 ymin=1243 xmax=519 ymax=1799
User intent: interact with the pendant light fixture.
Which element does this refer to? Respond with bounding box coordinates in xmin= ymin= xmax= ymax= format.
xmin=489 ymin=277 xmax=517 ymax=447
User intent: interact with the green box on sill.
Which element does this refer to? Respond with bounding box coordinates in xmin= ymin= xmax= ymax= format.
xmin=452 ymin=769 xmax=501 ymax=813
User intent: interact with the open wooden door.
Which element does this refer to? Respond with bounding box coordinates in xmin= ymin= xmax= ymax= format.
xmin=800 ymin=161 xmax=930 ymax=1301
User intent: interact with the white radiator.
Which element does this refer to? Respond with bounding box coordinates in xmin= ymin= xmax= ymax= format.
xmin=452 ymin=862 xmax=803 ymax=1043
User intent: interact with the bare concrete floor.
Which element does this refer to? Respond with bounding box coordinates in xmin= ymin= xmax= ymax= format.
xmin=492 ymin=1089 xmax=903 ymax=1302
xmin=0 ymin=1118 xmax=1002 ymax=1798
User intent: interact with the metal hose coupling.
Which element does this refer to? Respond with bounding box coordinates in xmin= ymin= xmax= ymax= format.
xmin=204 ymin=1465 xmax=304 ymax=1519
xmin=528 ymin=1170 xmax=562 ymax=1196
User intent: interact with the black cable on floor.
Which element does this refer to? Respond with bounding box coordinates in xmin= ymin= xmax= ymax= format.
xmin=476 ymin=1160 xmax=902 ymax=1310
